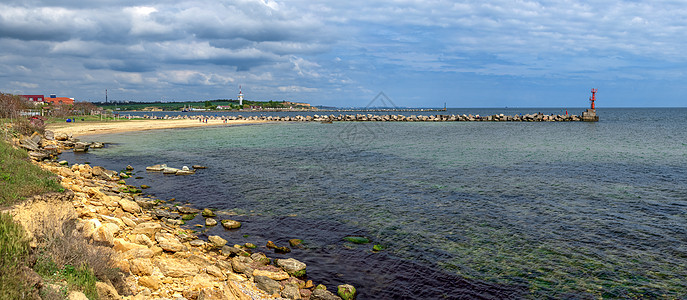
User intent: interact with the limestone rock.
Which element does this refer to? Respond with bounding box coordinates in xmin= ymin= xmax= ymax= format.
xmin=129 ymin=258 xmax=154 ymax=276
xmin=254 ymin=275 xmax=281 ymax=295
xmin=177 ymin=206 xmax=200 ymax=214
xmin=250 ymin=253 xmax=270 ymax=266
xmin=134 ymin=234 xmax=154 ymax=247
xmin=281 ymin=282 xmax=302 ymax=300
xmin=93 ymin=223 xmax=119 ymax=246
xmin=123 ymin=247 xmax=154 ymax=260
xmin=208 ymin=235 xmax=228 ymax=248
xmin=113 ymin=238 xmax=147 ymax=253
xmin=205 ymin=218 xmax=217 ymax=226
xmin=189 ymin=239 xmax=206 ymax=247
xmin=156 ymin=257 xmax=199 ymax=278
xmin=276 ymin=258 xmax=306 ymax=277
xmin=206 ymin=264 xmax=225 ymax=279
xmin=138 ymin=276 xmax=160 ymax=290
xmin=253 ymin=266 xmax=290 ymax=281
xmin=118 ymin=198 xmax=141 ymax=213
xmin=68 ymin=291 xmax=89 ymax=300
xmin=311 ymin=288 xmax=341 ymax=300
xmin=131 ymin=222 xmax=161 ymax=239
xmin=156 ymin=232 xmax=186 ymax=253
xmin=221 ymin=219 xmax=241 ymax=229
xmin=95 ymin=281 xmax=120 ymax=300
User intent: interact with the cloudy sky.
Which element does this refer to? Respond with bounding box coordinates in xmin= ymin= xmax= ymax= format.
xmin=1 ymin=0 xmax=686 ymax=107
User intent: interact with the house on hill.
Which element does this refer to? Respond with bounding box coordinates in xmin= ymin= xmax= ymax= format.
xmin=44 ymin=94 xmax=74 ymax=105
xmin=21 ymin=95 xmax=45 ymax=105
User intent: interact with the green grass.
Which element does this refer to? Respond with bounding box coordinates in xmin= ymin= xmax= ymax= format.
xmin=0 ymin=212 xmax=31 ymax=299
xmin=0 ymin=138 xmax=63 ymax=206
xmin=34 ymin=254 xmax=99 ymax=299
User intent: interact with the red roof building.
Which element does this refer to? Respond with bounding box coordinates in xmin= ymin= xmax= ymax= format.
xmin=44 ymin=97 xmax=74 ymax=105
xmin=21 ymin=95 xmax=45 ymax=104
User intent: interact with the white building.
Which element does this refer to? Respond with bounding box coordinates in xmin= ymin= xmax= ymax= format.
xmin=238 ymin=86 xmax=244 ymax=106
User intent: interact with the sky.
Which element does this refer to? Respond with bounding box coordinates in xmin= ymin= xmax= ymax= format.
xmin=1 ymin=0 xmax=686 ymax=108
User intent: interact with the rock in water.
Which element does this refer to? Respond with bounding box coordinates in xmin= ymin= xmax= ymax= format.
xmin=201 ymin=208 xmax=216 ymax=217
xmin=343 ymin=236 xmax=370 ymax=244
xmin=145 ymin=164 xmax=166 ymax=171
xmin=208 ymin=235 xmax=228 ymax=248
xmin=192 ymin=165 xmax=207 ymax=169
xmin=125 ymin=165 xmax=134 ymax=170
xmin=337 ymin=284 xmax=357 ymax=300
xmin=221 ymin=219 xmax=241 ymax=229
xmin=205 ymin=218 xmax=217 ymax=226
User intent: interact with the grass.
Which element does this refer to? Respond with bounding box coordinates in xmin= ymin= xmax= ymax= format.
xmin=0 ymin=137 xmax=63 ymax=206
xmin=0 ymin=212 xmax=31 ymax=299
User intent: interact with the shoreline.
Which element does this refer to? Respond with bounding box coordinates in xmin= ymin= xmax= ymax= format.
xmin=48 ymin=119 xmax=268 ymax=138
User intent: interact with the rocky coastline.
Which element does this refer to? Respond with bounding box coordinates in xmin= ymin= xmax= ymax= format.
xmin=9 ymin=130 xmax=357 ymax=300
xmin=141 ymin=112 xmax=584 ymax=122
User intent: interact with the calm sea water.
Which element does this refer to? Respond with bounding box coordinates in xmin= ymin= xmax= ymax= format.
xmin=63 ymin=108 xmax=687 ymax=299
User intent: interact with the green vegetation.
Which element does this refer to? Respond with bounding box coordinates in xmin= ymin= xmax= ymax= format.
xmin=0 ymin=212 xmax=31 ymax=299
xmin=0 ymin=138 xmax=62 ymax=206
xmin=96 ymin=98 xmax=301 ymax=111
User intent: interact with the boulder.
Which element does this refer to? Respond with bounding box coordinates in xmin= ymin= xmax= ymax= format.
xmin=192 ymin=165 xmax=207 ymax=169
xmin=95 ymin=282 xmax=120 ymax=300
xmin=189 ymin=239 xmax=206 ymax=247
xmin=311 ymin=288 xmax=341 ymax=300
xmin=337 ymin=284 xmax=357 ymax=300
xmin=208 ymin=235 xmax=228 ymax=248
xmin=254 ymin=275 xmax=281 ymax=295
xmin=221 ymin=219 xmax=241 ymax=229
xmin=118 ymin=198 xmax=141 ymax=213
xmin=253 ymin=266 xmax=290 ymax=281
xmin=131 ymin=222 xmax=161 ymax=239
xmin=93 ymin=223 xmax=119 ymax=246
xmin=156 ymin=257 xmax=199 ymax=278
xmin=282 ymin=282 xmax=302 ymax=300
xmin=201 ymin=208 xmax=216 ymax=217
xmin=177 ymin=206 xmax=200 ymax=214
xmin=113 ymin=238 xmax=147 ymax=253
xmin=156 ymin=233 xmax=186 ymax=253
xmin=145 ymin=164 xmax=166 ymax=171
xmin=138 ymin=276 xmax=160 ymax=290
xmin=129 ymin=258 xmax=154 ymax=276
xmin=205 ymin=218 xmax=218 ymax=226
xmin=276 ymin=258 xmax=306 ymax=277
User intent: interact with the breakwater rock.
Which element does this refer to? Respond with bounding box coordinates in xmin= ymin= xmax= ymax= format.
xmin=142 ymin=112 xmax=584 ymax=122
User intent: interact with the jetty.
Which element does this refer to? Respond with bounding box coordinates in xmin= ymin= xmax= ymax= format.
xmin=142 ymin=112 xmax=584 ymax=122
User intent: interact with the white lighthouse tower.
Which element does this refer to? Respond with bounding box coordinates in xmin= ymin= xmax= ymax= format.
xmin=238 ymin=85 xmax=244 ymax=106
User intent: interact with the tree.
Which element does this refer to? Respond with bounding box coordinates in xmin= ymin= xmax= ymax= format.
xmin=0 ymin=93 xmax=30 ymax=119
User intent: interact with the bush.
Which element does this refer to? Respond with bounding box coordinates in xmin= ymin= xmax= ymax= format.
xmin=0 ymin=92 xmax=29 ymax=119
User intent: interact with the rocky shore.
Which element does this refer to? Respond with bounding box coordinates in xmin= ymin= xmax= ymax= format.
xmin=142 ymin=112 xmax=584 ymax=122
xmin=8 ymin=130 xmax=357 ymax=300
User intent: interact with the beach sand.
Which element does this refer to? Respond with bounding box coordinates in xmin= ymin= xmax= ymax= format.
xmin=47 ymin=119 xmax=268 ymax=137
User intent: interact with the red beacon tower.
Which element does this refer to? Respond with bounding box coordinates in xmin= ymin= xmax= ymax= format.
xmin=582 ymin=88 xmax=599 ymax=122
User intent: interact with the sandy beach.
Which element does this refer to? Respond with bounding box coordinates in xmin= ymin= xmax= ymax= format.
xmin=48 ymin=119 xmax=268 ymax=138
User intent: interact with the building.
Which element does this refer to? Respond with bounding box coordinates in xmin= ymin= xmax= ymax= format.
xmin=21 ymin=95 xmax=45 ymax=105
xmin=44 ymin=94 xmax=75 ymax=105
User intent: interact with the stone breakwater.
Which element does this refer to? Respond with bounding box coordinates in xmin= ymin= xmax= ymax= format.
xmin=142 ymin=112 xmax=584 ymax=122
xmin=11 ymin=130 xmax=357 ymax=300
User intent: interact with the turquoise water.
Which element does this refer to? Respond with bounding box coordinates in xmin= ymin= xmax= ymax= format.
xmin=70 ymin=108 xmax=687 ymax=298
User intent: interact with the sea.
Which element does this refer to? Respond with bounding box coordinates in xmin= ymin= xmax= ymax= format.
xmin=60 ymin=108 xmax=687 ymax=299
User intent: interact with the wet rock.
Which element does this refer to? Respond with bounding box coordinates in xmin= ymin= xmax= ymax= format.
xmin=311 ymin=288 xmax=341 ymax=300
xmin=201 ymin=208 xmax=216 ymax=217
xmin=343 ymin=236 xmax=370 ymax=244
xmin=91 ymin=142 xmax=104 ymax=148
xmin=152 ymin=208 xmax=178 ymax=220
xmin=145 ymin=164 xmax=166 ymax=171
xmin=250 ymin=252 xmax=270 ymax=266
xmin=192 ymin=165 xmax=207 ymax=169
xmin=221 ymin=245 xmax=248 ymax=257
xmin=125 ymin=165 xmax=134 ymax=170
xmin=140 ymin=184 xmax=150 ymax=189
xmin=208 ymin=235 xmax=228 ymax=248
xmin=162 ymin=167 xmax=180 ymax=174
xmin=221 ymin=219 xmax=241 ymax=229
xmin=177 ymin=206 xmax=200 ymax=214
xmin=205 ymin=218 xmax=217 ymax=226
xmin=276 ymin=258 xmax=306 ymax=277
xmin=254 ymin=275 xmax=281 ymax=295
xmin=73 ymin=142 xmax=90 ymax=152
xmin=134 ymin=197 xmax=157 ymax=209
xmin=289 ymin=239 xmax=303 ymax=247
xmin=337 ymin=284 xmax=357 ymax=300
xmin=244 ymin=242 xmax=257 ymax=249
xmin=59 ymin=160 xmax=68 ymax=165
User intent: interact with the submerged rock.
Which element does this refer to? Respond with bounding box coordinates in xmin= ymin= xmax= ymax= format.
xmin=221 ymin=219 xmax=241 ymax=229
xmin=343 ymin=236 xmax=370 ymax=244
xmin=192 ymin=165 xmax=207 ymax=169
xmin=201 ymin=208 xmax=216 ymax=217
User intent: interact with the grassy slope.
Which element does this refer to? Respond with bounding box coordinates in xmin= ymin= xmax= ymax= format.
xmin=0 ymin=138 xmax=62 ymax=206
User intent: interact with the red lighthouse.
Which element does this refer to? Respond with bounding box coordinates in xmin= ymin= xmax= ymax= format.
xmin=589 ymin=88 xmax=597 ymax=109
